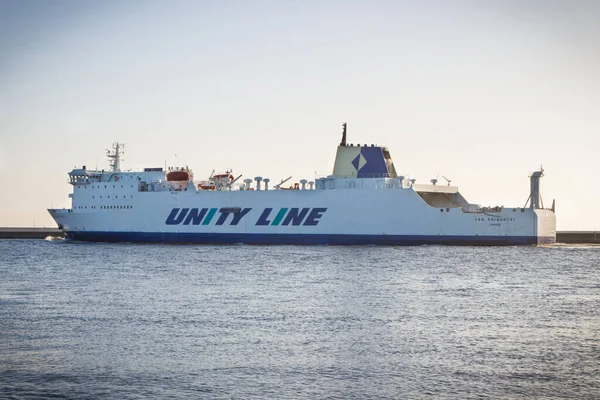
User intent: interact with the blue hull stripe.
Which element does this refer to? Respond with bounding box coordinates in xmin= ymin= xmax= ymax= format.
xmin=64 ymin=231 xmax=552 ymax=246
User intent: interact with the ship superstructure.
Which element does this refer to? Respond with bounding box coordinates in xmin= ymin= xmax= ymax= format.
xmin=48 ymin=125 xmax=556 ymax=245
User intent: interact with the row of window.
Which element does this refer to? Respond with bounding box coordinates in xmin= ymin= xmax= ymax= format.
xmin=78 ymin=185 xmax=135 ymax=189
xmin=91 ymin=195 xmax=134 ymax=199
xmin=73 ymin=205 xmax=133 ymax=210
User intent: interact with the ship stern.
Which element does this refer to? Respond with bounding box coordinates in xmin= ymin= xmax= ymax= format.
xmin=535 ymin=209 xmax=556 ymax=244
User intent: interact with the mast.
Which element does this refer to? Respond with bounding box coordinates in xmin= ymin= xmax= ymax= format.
xmin=529 ymin=167 xmax=544 ymax=209
xmin=340 ymin=123 xmax=347 ymax=146
xmin=107 ymin=142 xmax=124 ymax=173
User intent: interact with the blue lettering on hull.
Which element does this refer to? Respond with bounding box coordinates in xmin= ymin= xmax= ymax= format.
xmin=166 ymin=208 xmax=190 ymax=225
xmin=165 ymin=207 xmax=328 ymax=226
xmin=256 ymin=208 xmax=273 ymax=226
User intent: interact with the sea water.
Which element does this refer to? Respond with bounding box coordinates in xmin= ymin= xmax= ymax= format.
xmin=1 ymin=240 xmax=599 ymax=399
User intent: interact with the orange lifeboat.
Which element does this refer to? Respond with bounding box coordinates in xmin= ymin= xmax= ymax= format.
xmin=167 ymin=168 xmax=190 ymax=182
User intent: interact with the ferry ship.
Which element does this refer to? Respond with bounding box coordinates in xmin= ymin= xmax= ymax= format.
xmin=48 ymin=124 xmax=556 ymax=245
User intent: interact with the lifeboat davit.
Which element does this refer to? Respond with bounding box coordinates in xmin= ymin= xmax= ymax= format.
xmin=167 ymin=169 xmax=190 ymax=182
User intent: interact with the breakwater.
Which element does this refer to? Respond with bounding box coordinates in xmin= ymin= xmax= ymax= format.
xmin=0 ymin=227 xmax=64 ymax=239
xmin=556 ymin=231 xmax=599 ymax=244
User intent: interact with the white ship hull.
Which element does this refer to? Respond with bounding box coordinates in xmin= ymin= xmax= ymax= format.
xmin=48 ymin=132 xmax=556 ymax=245
xmin=49 ymin=186 xmax=555 ymax=245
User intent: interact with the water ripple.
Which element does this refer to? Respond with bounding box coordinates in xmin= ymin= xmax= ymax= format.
xmin=1 ymin=240 xmax=599 ymax=399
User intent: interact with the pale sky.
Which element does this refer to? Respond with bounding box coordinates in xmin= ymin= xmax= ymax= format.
xmin=1 ymin=0 xmax=599 ymax=230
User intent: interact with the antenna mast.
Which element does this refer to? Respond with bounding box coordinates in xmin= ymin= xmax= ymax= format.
xmin=107 ymin=142 xmax=124 ymax=173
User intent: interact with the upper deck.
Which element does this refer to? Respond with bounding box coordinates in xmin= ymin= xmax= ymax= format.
xmin=64 ymin=127 xmax=551 ymax=217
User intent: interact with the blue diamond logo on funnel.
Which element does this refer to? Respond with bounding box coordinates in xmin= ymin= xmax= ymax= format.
xmin=351 ymin=154 xmax=360 ymax=170
xmin=351 ymin=153 xmax=367 ymax=171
